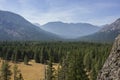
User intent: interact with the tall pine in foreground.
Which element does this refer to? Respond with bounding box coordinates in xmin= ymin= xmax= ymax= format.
xmin=58 ymin=51 xmax=89 ymax=80
xmin=46 ymin=56 xmax=55 ymax=80
xmin=13 ymin=64 xmax=24 ymax=80
xmin=0 ymin=61 xmax=12 ymax=80
xmin=24 ymin=55 xmax=29 ymax=65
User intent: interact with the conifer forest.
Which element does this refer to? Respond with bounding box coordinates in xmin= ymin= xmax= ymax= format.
xmin=0 ymin=41 xmax=112 ymax=80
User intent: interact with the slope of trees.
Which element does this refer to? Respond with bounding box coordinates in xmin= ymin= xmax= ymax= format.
xmin=0 ymin=41 xmax=112 ymax=80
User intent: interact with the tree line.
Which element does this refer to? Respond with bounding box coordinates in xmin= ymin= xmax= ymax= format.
xmin=0 ymin=61 xmax=24 ymax=80
xmin=0 ymin=41 xmax=112 ymax=80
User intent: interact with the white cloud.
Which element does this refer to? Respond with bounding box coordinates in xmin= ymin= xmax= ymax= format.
xmin=20 ymin=2 xmax=93 ymax=24
xmin=0 ymin=0 xmax=120 ymax=26
xmin=22 ymin=5 xmax=92 ymax=25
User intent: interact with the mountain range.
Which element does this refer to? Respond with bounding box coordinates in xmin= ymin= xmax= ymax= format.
xmin=79 ymin=18 xmax=120 ymax=42
xmin=0 ymin=10 xmax=120 ymax=42
xmin=40 ymin=22 xmax=100 ymax=39
xmin=0 ymin=10 xmax=60 ymax=41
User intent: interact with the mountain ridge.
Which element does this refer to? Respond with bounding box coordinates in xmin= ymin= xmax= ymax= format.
xmin=0 ymin=10 xmax=61 ymax=41
xmin=78 ymin=18 xmax=120 ymax=42
xmin=40 ymin=21 xmax=100 ymax=39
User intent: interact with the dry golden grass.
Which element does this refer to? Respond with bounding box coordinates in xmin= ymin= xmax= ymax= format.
xmin=0 ymin=60 xmax=59 ymax=80
xmin=0 ymin=60 xmax=46 ymax=80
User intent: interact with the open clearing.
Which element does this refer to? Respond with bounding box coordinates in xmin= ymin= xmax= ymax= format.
xmin=0 ymin=60 xmax=46 ymax=80
xmin=0 ymin=60 xmax=59 ymax=80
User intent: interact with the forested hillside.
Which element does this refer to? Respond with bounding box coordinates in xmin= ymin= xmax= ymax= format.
xmin=0 ymin=41 xmax=112 ymax=80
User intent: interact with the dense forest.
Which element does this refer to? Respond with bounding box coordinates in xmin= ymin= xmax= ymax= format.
xmin=0 ymin=41 xmax=112 ymax=80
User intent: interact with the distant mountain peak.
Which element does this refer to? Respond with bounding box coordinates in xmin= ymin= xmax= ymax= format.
xmin=79 ymin=18 xmax=120 ymax=42
xmin=45 ymin=21 xmax=66 ymax=25
xmin=100 ymin=18 xmax=120 ymax=32
xmin=116 ymin=18 xmax=120 ymax=21
xmin=41 ymin=21 xmax=100 ymax=39
xmin=115 ymin=18 xmax=120 ymax=23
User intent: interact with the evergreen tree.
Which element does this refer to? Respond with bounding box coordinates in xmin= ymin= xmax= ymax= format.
xmin=11 ymin=53 xmax=16 ymax=63
xmin=14 ymin=50 xmax=18 ymax=63
xmin=58 ymin=52 xmax=69 ymax=80
xmin=46 ymin=57 xmax=54 ymax=80
xmin=24 ymin=55 xmax=29 ymax=65
xmin=34 ymin=50 xmax=40 ymax=63
xmin=13 ymin=64 xmax=24 ymax=80
xmin=84 ymin=52 xmax=92 ymax=72
xmin=40 ymin=47 xmax=44 ymax=64
xmin=44 ymin=65 xmax=47 ymax=80
xmin=0 ymin=61 xmax=12 ymax=80
xmin=0 ymin=41 xmax=111 ymax=80
xmin=17 ymin=73 xmax=24 ymax=80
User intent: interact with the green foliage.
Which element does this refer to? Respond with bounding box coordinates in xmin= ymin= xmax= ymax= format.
xmin=46 ymin=57 xmax=55 ymax=80
xmin=24 ymin=55 xmax=29 ymax=65
xmin=13 ymin=64 xmax=19 ymax=80
xmin=0 ymin=41 xmax=112 ymax=80
xmin=0 ymin=61 xmax=12 ymax=80
xmin=13 ymin=64 xmax=24 ymax=80
xmin=58 ymin=52 xmax=89 ymax=80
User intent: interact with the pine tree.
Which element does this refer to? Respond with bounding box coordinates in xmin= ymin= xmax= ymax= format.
xmin=34 ymin=51 xmax=40 ymax=63
xmin=18 ymin=73 xmax=24 ymax=80
xmin=40 ymin=47 xmax=44 ymax=63
xmin=58 ymin=52 xmax=69 ymax=80
xmin=46 ymin=57 xmax=54 ymax=80
xmin=14 ymin=50 xmax=18 ymax=63
xmin=11 ymin=53 xmax=15 ymax=63
xmin=13 ymin=64 xmax=20 ymax=80
xmin=13 ymin=64 xmax=24 ymax=80
xmin=24 ymin=55 xmax=29 ymax=65
xmin=59 ymin=51 xmax=89 ymax=80
xmin=83 ymin=52 xmax=91 ymax=72
xmin=44 ymin=65 xmax=47 ymax=80
xmin=0 ymin=61 xmax=12 ymax=80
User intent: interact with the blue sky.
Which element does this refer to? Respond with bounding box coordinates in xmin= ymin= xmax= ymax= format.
xmin=0 ymin=0 xmax=120 ymax=25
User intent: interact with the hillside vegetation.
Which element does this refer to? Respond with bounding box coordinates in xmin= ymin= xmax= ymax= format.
xmin=0 ymin=41 xmax=112 ymax=80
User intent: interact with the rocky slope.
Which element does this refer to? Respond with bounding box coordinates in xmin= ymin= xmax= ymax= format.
xmin=78 ymin=18 xmax=120 ymax=42
xmin=97 ymin=34 xmax=120 ymax=80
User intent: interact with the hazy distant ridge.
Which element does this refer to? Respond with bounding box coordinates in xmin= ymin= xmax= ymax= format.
xmin=40 ymin=21 xmax=100 ymax=39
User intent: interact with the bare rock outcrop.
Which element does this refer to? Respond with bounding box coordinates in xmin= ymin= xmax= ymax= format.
xmin=97 ymin=35 xmax=120 ymax=80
